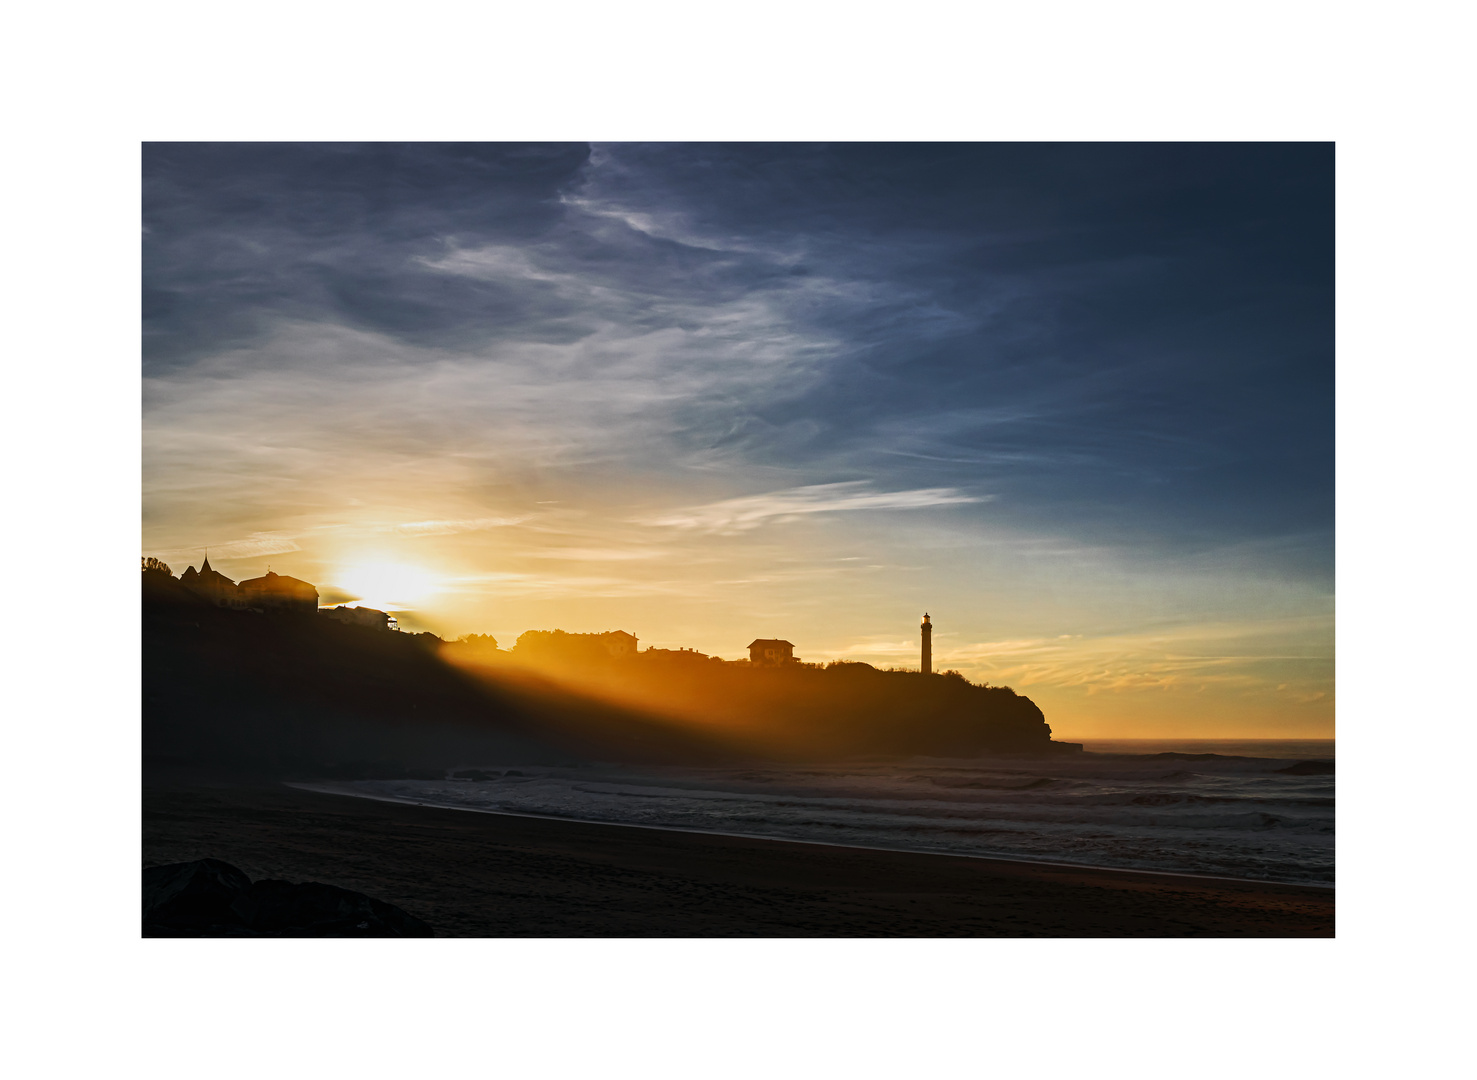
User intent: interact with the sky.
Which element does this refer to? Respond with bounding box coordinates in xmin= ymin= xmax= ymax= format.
xmin=142 ymin=143 xmax=1333 ymax=739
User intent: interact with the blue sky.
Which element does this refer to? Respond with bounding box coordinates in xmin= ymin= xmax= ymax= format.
xmin=143 ymin=143 xmax=1333 ymax=737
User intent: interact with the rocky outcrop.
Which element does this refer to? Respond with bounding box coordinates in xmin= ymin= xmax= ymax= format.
xmin=142 ymin=858 xmax=252 ymax=931
xmin=143 ymin=860 xmax=433 ymax=937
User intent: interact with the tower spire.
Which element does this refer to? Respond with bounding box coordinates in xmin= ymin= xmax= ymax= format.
xmin=921 ymin=612 xmax=932 ymax=675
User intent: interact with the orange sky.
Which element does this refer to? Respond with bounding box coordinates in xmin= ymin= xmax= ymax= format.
xmin=142 ymin=488 xmax=1332 ymax=740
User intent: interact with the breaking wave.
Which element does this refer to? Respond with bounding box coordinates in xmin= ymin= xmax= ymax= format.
xmin=299 ymin=745 xmax=1334 ymax=885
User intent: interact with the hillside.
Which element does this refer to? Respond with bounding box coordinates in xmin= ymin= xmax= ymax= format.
xmin=142 ymin=570 xmax=728 ymax=775
xmin=447 ymin=639 xmax=1060 ymax=758
xmin=144 ymin=569 xmax=1064 ymax=777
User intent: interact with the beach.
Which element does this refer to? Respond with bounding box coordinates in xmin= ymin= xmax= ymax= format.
xmin=143 ymin=773 xmax=1334 ymax=937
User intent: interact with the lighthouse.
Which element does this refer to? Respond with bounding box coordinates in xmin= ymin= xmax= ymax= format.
xmin=921 ymin=612 xmax=932 ymax=675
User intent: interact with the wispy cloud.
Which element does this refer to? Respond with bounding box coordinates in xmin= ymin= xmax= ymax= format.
xmin=529 ymin=547 xmax=666 ymax=561
xmin=390 ymin=516 xmax=528 ymax=536
xmin=414 ymin=244 xmax=566 ymax=284
xmin=639 ymin=482 xmax=985 ymax=534
xmin=154 ymin=531 xmax=301 ymax=564
xmin=934 ymin=617 xmax=1335 ymax=697
xmin=449 ymin=570 xmax=693 ymax=599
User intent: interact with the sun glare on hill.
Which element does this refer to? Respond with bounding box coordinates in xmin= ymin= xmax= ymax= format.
xmin=334 ymin=560 xmax=441 ymax=610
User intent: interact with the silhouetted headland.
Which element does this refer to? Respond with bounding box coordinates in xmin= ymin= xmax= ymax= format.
xmin=447 ymin=628 xmax=1071 ymax=760
xmin=143 ymin=565 xmax=1077 ymax=779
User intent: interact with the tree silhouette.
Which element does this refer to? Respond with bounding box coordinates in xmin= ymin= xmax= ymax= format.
xmin=142 ymin=556 xmax=173 ymax=576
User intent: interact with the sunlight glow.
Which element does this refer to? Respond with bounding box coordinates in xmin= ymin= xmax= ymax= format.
xmin=334 ymin=560 xmax=441 ymax=610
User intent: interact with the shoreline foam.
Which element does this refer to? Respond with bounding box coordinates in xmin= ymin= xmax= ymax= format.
xmin=286 ymin=779 xmax=1335 ymax=890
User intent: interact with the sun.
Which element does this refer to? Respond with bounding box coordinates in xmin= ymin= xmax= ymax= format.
xmin=335 ymin=560 xmax=440 ymax=610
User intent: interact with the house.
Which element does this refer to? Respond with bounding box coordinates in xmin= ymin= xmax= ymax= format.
xmin=238 ymin=570 xmax=318 ymax=613
xmin=600 ymin=630 xmax=639 ymax=658
xmin=179 ymin=556 xmax=318 ymax=614
xmin=179 ymin=555 xmax=248 ymax=609
xmin=320 ymin=605 xmax=390 ymax=630
xmin=748 ymin=639 xmax=796 ymax=666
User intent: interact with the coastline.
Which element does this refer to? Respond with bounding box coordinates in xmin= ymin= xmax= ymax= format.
xmin=287 ymin=779 xmax=1334 ymax=890
xmin=144 ymin=772 xmax=1334 ymax=937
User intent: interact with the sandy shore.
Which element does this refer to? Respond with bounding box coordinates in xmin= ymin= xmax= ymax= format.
xmin=142 ymin=774 xmax=1334 ymax=937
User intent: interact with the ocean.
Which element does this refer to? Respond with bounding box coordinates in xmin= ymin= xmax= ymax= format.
xmin=297 ymin=740 xmax=1334 ymax=886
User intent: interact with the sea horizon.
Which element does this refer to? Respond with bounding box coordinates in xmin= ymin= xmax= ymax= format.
xmin=1071 ymin=738 xmax=1334 ymax=759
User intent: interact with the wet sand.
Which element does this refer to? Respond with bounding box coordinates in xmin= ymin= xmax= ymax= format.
xmin=142 ymin=775 xmax=1334 ymax=937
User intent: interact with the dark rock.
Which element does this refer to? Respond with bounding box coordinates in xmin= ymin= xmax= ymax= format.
xmin=143 ymin=858 xmax=252 ymax=930
xmin=1276 ymin=759 xmax=1335 ymax=775
xmin=451 ymin=769 xmax=500 ymax=781
xmin=230 ymin=879 xmax=434 ymax=937
xmin=143 ymin=860 xmax=434 ymax=937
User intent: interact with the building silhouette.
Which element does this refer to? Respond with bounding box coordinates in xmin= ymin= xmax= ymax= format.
xmin=921 ymin=612 xmax=932 ymax=675
xmin=748 ymin=639 xmax=796 ymax=666
xmin=179 ymin=554 xmax=247 ymax=609
xmin=600 ymin=630 xmax=639 ymax=658
xmin=238 ymin=570 xmax=318 ymax=612
xmin=178 ymin=556 xmax=318 ymax=614
xmin=320 ymin=605 xmax=391 ymax=630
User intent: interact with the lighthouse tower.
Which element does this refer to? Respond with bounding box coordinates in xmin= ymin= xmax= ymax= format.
xmin=921 ymin=612 xmax=933 ymax=675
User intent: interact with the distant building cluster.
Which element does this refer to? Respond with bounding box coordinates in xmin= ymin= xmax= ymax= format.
xmin=500 ymin=629 xmax=933 ymax=671
xmin=180 ymin=555 xmax=318 ymax=614
xmin=172 ymin=555 xmax=406 ymax=630
xmin=165 ymin=555 xmax=938 ymax=669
